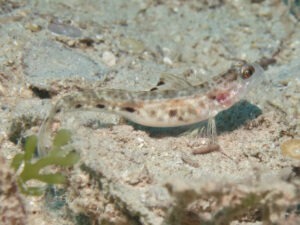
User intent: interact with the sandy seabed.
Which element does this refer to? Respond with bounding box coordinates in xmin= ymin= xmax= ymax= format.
xmin=0 ymin=0 xmax=299 ymax=224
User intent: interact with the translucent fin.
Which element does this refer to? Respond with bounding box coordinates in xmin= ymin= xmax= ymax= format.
xmin=196 ymin=117 xmax=218 ymax=144
xmin=207 ymin=117 xmax=217 ymax=145
xmin=150 ymin=73 xmax=193 ymax=91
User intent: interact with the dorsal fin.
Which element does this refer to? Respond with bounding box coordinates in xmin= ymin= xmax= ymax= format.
xmin=150 ymin=73 xmax=193 ymax=91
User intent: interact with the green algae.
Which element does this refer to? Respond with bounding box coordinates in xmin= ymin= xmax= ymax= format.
xmin=11 ymin=129 xmax=80 ymax=196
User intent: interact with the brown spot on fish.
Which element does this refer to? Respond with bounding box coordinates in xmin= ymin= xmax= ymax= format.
xmin=188 ymin=107 xmax=196 ymax=115
xmin=150 ymin=87 xmax=158 ymax=91
xmin=96 ymin=104 xmax=105 ymax=109
xmin=157 ymin=80 xmax=165 ymax=86
xmin=122 ymin=107 xmax=136 ymax=113
xmin=207 ymin=91 xmax=217 ymax=100
xmin=198 ymin=101 xmax=205 ymax=108
xmin=149 ymin=110 xmax=156 ymax=117
xmin=169 ymin=109 xmax=177 ymax=117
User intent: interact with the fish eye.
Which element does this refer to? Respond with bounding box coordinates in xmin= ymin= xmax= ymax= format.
xmin=241 ymin=65 xmax=255 ymax=79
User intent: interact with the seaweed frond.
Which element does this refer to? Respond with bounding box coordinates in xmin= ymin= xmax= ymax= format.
xmin=11 ymin=129 xmax=80 ymax=196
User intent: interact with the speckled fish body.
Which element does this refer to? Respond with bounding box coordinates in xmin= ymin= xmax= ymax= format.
xmin=38 ymin=61 xmax=264 ymax=155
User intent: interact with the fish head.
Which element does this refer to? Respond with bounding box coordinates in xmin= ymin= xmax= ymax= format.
xmin=208 ymin=62 xmax=264 ymax=109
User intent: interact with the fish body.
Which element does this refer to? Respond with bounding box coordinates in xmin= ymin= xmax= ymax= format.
xmin=38 ymin=61 xmax=264 ymax=155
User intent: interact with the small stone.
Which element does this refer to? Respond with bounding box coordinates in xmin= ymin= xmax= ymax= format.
xmin=281 ymin=139 xmax=300 ymax=160
xmin=23 ymin=40 xmax=105 ymax=87
xmin=5 ymin=60 xmax=14 ymax=66
xmin=163 ymin=56 xmax=173 ymax=65
xmin=119 ymin=37 xmax=145 ymax=54
xmin=258 ymin=7 xmax=272 ymax=18
xmin=66 ymin=39 xmax=76 ymax=47
xmin=102 ymin=51 xmax=116 ymax=67
xmin=25 ymin=23 xmax=42 ymax=32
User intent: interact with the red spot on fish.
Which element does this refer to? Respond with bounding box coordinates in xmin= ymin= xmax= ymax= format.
xmin=216 ymin=92 xmax=229 ymax=103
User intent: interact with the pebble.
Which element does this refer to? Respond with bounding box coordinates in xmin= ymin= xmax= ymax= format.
xmin=102 ymin=51 xmax=116 ymax=67
xmin=25 ymin=23 xmax=42 ymax=32
xmin=119 ymin=37 xmax=145 ymax=54
xmin=163 ymin=56 xmax=173 ymax=66
xmin=23 ymin=41 xmax=106 ymax=87
xmin=281 ymin=139 xmax=300 ymax=160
